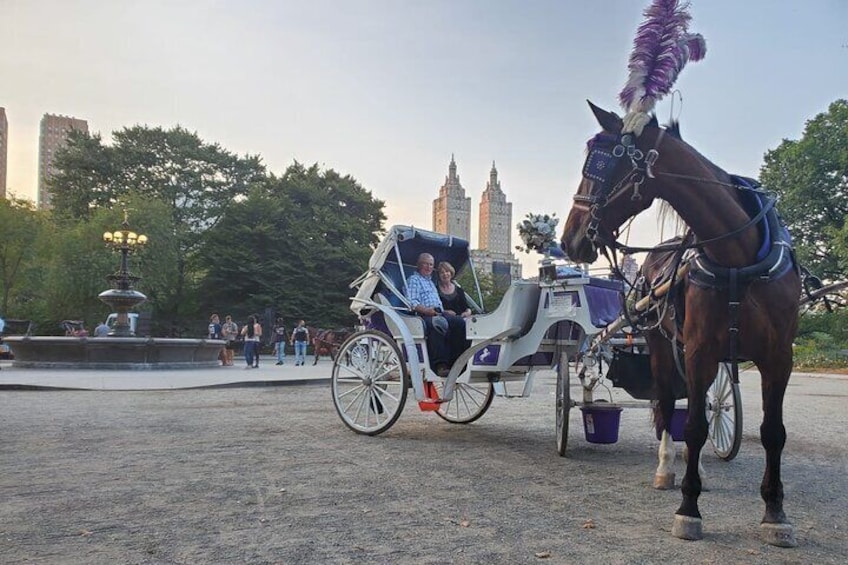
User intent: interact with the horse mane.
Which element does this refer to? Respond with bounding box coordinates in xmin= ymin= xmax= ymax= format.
xmin=652 ymin=118 xmax=736 ymax=237
xmin=655 ymin=118 xmax=687 ymax=236
xmin=664 ymin=119 xmax=681 ymax=139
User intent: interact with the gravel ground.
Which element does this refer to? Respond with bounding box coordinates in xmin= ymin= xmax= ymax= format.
xmin=1 ymin=371 xmax=846 ymax=564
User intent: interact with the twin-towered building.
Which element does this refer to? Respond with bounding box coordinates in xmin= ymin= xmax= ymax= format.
xmin=432 ymin=155 xmax=522 ymax=280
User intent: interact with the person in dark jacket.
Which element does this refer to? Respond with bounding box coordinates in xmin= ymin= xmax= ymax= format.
xmin=273 ymin=318 xmax=287 ymax=365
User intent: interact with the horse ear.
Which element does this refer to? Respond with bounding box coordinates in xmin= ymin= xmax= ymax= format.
xmin=587 ymin=100 xmax=623 ymax=134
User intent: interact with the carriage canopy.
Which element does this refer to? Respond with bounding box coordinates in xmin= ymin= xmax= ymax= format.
xmin=350 ymin=225 xmax=480 ymax=315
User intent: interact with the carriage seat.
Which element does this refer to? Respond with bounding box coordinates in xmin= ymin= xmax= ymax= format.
xmin=376 ymin=294 xmax=426 ymax=340
xmin=465 ymin=280 xmax=541 ymax=340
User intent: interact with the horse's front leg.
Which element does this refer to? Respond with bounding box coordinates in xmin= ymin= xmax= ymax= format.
xmin=681 ymin=443 xmax=708 ymax=491
xmin=758 ymin=356 xmax=796 ymax=547
xmin=671 ymin=354 xmax=714 ymax=541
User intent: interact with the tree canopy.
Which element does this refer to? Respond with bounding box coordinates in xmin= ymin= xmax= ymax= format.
xmin=760 ymin=99 xmax=848 ymax=279
xmin=0 ymin=198 xmax=43 ymax=316
xmin=195 ymin=163 xmax=385 ymax=327
xmin=26 ymin=125 xmax=387 ymax=334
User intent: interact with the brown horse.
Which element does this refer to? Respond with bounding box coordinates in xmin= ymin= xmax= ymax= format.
xmin=561 ymin=102 xmax=801 ymax=547
xmin=311 ymin=328 xmax=351 ymax=365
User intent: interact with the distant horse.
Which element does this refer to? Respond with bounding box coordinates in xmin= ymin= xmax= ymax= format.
xmin=561 ymin=102 xmax=801 ymax=546
xmin=312 ymin=328 xmax=351 ymax=365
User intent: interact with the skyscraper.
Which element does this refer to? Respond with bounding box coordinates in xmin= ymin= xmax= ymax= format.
xmin=478 ymin=162 xmax=511 ymax=254
xmin=38 ymin=113 xmax=88 ymax=209
xmin=0 ymin=107 xmax=8 ymax=199
xmin=432 ymin=155 xmax=471 ymax=241
xmin=471 ymin=161 xmax=520 ymax=280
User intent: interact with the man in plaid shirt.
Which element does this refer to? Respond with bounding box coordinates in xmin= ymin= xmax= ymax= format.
xmin=405 ymin=253 xmax=465 ymax=377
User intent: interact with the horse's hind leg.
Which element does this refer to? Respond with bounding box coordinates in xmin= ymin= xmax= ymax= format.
xmin=647 ymin=332 xmax=678 ymax=490
xmin=757 ymin=355 xmax=797 ymax=547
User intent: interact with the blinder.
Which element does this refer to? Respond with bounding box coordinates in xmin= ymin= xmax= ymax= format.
xmin=575 ymin=133 xmax=649 ymax=245
xmin=579 ymin=132 xmax=646 ymax=205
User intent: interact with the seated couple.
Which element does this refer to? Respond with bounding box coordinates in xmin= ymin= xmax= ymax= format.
xmin=405 ymin=253 xmax=471 ymax=377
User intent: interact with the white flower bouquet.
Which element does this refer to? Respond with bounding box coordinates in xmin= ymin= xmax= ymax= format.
xmin=516 ymin=212 xmax=560 ymax=254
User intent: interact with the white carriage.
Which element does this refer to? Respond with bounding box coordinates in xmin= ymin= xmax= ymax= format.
xmin=331 ymin=225 xmax=741 ymax=459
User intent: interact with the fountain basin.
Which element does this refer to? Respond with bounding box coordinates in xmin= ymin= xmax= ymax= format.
xmin=4 ymin=337 xmax=226 ymax=370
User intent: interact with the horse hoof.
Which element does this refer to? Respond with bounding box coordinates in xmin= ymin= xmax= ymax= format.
xmin=761 ymin=523 xmax=797 ymax=548
xmin=671 ymin=514 xmax=703 ymax=540
xmin=653 ymin=473 xmax=675 ymax=490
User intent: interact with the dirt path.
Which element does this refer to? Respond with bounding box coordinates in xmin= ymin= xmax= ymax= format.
xmin=1 ymin=372 xmax=846 ymax=564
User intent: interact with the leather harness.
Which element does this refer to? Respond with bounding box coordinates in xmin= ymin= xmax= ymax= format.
xmin=576 ymin=131 xmax=798 ymax=384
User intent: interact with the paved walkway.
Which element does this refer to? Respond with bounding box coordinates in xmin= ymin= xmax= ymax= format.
xmin=0 ymin=357 xmax=332 ymax=390
xmin=1 ymin=356 xmax=844 ymax=392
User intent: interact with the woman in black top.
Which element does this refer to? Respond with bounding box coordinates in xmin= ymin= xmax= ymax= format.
xmin=436 ymin=261 xmax=471 ymax=318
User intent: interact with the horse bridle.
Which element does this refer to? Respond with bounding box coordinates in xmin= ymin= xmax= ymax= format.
xmin=574 ymin=128 xmax=777 ymax=258
xmin=574 ymin=130 xmax=663 ymax=246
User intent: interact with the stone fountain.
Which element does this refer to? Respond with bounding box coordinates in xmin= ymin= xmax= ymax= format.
xmin=6 ymin=212 xmax=225 ymax=369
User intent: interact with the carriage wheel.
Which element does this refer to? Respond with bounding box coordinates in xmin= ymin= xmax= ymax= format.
xmin=331 ymin=330 xmax=408 ymax=436
xmin=707 ymin=362 xmax=743 ymax=461
xmin=434 ymin=378 xmax=494 ymax=424
xmin=556 ymin=352 xmax=571 ymax=457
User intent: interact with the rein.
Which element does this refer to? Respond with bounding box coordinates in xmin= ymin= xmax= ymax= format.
xmin=575 ymin=130 xmax=775 ymax=258
xmin=606 ymin=192 xmax=775 ymax=255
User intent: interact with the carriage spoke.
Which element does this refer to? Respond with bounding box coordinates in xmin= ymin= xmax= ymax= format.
xmin=336 ymin=363 xmax=367 ymax=381
xmin=352 ymin=387 xmax=370 ymax=426
xmin=337 ymin=384 xmax=367 ymax=401
xmin=436 ymin=381 xmax=494 ymax=424
xmin=344 ymin=385 xmax=369 ymax=416
xmin=367 ymin=389 xmax=384 ymax=426
xmin=456 ymin=387 xmax=481 ymax=417
xmin=372 ymin=382 xmax=401 ymax=407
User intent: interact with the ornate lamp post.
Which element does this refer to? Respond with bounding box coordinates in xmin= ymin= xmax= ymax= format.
xmin=98 ymin=210 xmax=148 ymax=337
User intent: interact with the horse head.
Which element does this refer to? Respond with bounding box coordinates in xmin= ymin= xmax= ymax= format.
xmin=561 ymin=101 xmax=665 ymax=263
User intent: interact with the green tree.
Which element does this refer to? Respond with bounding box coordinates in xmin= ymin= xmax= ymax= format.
xmin=47 ymin=130 xmax=116 ymax=219
xmin=760 ymin=99 xmax=848 ymax=279
xmin=0 ymin=199 xmax=44 ymax=316
xmin=197 ymin=163 xmax=386 ymax=328
xmin=35 ymin=212 xmax=117 ymax=332
xmin=457 ymin=270 xmax=509 ymax=312
xmin=49 ymin=125 xmax=268 ymax=325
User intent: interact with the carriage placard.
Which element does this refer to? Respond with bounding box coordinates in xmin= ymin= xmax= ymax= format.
xmin=547 ymin=290 xmax=577 ymax=318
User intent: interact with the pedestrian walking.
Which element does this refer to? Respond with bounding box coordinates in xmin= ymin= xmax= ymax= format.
xmin=291 ymin=320 xmax=309 ymax=366
xmin=241 ymin=315 xmax=262 ymax=369
xmin=273 ymin=318 xmax=287 ymax=365
xmin=221 ymin=315 xmax=239 ymax=366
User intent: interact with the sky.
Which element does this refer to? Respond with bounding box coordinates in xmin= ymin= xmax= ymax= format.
xmin=2 ymin=0 xmax=846 ymax=274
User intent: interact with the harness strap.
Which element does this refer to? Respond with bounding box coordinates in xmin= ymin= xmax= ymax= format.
xmin=727 ymin=268 xmax=740 ymax=385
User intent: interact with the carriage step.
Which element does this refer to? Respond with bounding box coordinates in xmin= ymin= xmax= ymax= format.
xmin=418 ymin=382 xmax=443 ymax=412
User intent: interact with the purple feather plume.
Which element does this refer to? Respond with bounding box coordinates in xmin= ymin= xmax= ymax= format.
xmin=619 ymin=0 xmax=706 ymax=113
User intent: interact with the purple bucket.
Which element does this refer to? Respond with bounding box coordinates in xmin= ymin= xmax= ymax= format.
xmin=580 ymin=404 xmax=623 ymax=444
xmin=670 ymin=408 xmax=687 ymax=441
xmin=656 ymin=407 xmax=688 ymax=441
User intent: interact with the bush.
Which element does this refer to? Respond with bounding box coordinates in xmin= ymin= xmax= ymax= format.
xmin=793 ymin=316 xmax=848 ymax=369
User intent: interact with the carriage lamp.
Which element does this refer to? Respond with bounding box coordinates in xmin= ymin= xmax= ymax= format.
xmin=98 ymin=210 xmax=148 ymax=336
